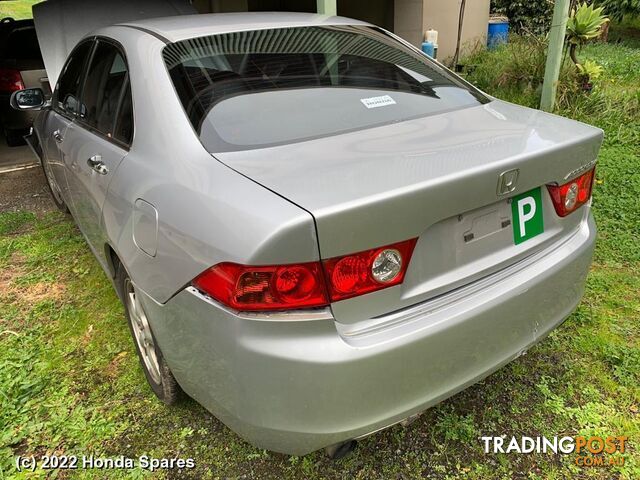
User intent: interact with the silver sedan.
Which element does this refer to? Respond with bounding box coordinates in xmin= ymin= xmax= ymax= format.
xmin=12 ymin=12 xmax=602 ymax=456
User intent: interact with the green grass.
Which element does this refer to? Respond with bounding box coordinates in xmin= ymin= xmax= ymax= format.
xmin=1 ymin=33 xmax=640 ymax=480
xmin=0 ymin=0 xmax=38 ymax=20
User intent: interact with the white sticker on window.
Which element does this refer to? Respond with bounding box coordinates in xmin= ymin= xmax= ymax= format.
xmin=360 ymin=95 xmax=397 ymax=109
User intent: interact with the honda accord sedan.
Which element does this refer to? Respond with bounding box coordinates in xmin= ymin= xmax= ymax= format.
xmin=12 ymin=12 xmax=602 ymax=457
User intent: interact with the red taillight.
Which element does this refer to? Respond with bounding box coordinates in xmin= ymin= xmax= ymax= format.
xmin=193 ymin=261 xmax=329 ymax=311
xmin=0 ymin=69 xmax=24 ymax=93
xmin=322 ymin=238 xmax=418 ymax=302
xmin=193 ymin=239 xmax=418 ymax=311
xmin=547 ymin=168 xmax=595 ymax=217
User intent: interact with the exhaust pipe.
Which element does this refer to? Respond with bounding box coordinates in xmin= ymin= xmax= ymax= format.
xmin=325 ymin=440 xmax=357 ymax=460
xmin=400 ymin=412 xmax=422 ymax=427
xmin=324 ymin=411 xmax=422 ymax=459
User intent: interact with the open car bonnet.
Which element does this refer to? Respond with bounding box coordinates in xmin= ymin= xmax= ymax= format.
xmin=32 ymin=0 xmax=195 ymax=87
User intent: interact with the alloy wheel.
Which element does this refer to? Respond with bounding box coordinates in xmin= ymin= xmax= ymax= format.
xmin=125 ymin=279 xmax=162 ymax=384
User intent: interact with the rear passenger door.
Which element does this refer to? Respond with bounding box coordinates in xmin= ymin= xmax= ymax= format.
xmin=61 ymin=38 xmax=133 ymax=264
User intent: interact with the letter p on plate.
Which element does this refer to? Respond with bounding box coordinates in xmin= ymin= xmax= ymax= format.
xmin=511 ymin=187 xmax=544 ymax=244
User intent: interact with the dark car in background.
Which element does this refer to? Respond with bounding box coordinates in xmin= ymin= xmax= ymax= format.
xmin=0 ymin=17 xmax=49 ymax=146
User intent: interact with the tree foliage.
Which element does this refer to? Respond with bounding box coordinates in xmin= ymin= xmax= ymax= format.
xmin=491 ymin=0 xmax=638 ymax=35
xmin=594 ymin=0 xmax=640 ymax=21
xmin=490 ymin=0 xmax=555 ymax=35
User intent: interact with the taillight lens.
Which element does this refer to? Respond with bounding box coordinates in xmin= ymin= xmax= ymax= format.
xmin=193 ymin=239 xmax=418 ymax=311
xmin=547 ymin=168 xmax=595 ymax=217
xmin=322 ymin=238 xmax=418 ymax=302
xmin=193 ymin=262 xmax=329 ymax=311
xmin=0 ymin=68 xmax=24 ymax=93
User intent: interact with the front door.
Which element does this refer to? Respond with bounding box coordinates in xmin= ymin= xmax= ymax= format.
xmin=41 ymin=109 xmax=73 ymax=207
xmin=44 ymin=39 xmax=94 ymax=210
xmin=61 ymin=39 xmax=134 ymax=265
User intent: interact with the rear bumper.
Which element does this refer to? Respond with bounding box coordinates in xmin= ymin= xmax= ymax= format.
xmin=140 ymin=212 xmax=596 ymax=455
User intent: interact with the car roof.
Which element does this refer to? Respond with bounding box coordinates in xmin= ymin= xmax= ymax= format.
xmin=119 ymin=12 xmax=371 ymax=43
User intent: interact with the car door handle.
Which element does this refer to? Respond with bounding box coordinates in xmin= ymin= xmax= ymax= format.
xmin=52 ymin=129 xmax=63 ymax=143
xmin=87 ymin=155 xmax=108 ymax=175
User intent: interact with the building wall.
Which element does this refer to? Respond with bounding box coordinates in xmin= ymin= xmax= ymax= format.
xmin=192 ymin=0 xmax=248 ymax=13
xmin=247 ymin=0 xmax=315 ymax=13
xmin=197 ymin=0 xmax=393 ymax=29
xmin=338 ymin=0 xmax=394 ymax=32
xmin=423 ymin=0 xmax=490 ymax=62
xmin=394 ymin=0 xmax=424 ymax=46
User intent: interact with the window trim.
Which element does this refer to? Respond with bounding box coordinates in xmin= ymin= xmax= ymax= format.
xmin=73 ymin=36 xmax=135 ymax=151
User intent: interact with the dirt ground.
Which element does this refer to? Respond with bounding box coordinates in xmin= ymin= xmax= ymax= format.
xmin=0 ymin=128 xmax=53 ymax=213
xmin=0 ymin=166 xmax=54 ymax=213
xmin=0 ymin=132 xmax=36 ymax=169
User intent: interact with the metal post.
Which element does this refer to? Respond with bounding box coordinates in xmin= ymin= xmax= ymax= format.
xmin=317 ymin=0 xmax=337 ymax=16
xmin=540 ymin=0 xmax=571 ymax=112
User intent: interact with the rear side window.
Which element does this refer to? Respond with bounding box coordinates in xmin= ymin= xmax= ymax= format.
xmin=79 ymin=40 xmax=132 ymax=144
xmin=55 ymin=41 xmax=93 ymax=117
xmin=164 ymin=25 xmax=489 ymax=152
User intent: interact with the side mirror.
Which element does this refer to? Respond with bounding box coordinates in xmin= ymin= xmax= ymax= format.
xmin=62 ymin=94 xmax=80 ymax=115
xmin=10 ymin=88 xmax=48 ymax=111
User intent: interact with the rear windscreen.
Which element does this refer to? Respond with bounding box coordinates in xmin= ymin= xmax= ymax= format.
xmin=163 ymin=25 xmax=489 ymax=151
xmin=6 ymin=28 xmax=42 ymax=61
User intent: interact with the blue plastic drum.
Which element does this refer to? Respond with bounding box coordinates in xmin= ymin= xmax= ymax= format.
xmin=421 ymin=41 xmax=435 ymax=58
xmin=488 ymin=18 xmax=509 ymax=49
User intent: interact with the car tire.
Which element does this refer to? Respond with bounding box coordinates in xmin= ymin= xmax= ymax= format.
xmin=4 ymin=128 xmax=26 ymax=147
xmin=40 ymin=156 xmax=69 ymax=213
xmin=116 ymin=262 xmax=182 ymax=405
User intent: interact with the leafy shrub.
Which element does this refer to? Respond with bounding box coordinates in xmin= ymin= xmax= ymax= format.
xmin=462 ymin=35 xmax=580 ymax=109
xmin=594 ymin=0 xmax=640 ymax=21
xmin=491 ymin=0 xmax=555 ymax=34
xmin=462 ymin=34 xmax=640 ymax=124
xmin=577 ymin=59 xmax=605 ymax=78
